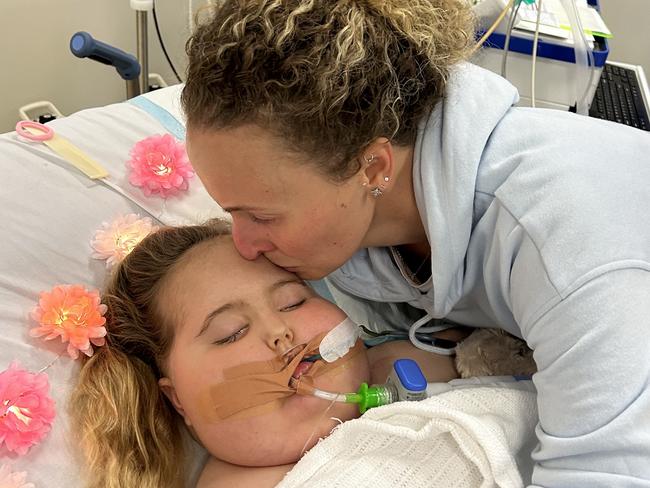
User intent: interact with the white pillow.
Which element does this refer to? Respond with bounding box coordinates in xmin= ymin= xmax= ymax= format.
xmin=0 ymin=86 xmax=223 ymax=486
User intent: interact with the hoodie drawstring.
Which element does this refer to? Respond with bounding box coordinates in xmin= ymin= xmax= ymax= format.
xmin=408 ymin=313 xmax=456 ymax=355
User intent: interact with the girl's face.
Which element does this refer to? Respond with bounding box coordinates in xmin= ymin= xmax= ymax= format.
xmin=186 ymin=124 xmax=375 ymax=280
xmin=158 ymin=237 xmax=370 ymax=466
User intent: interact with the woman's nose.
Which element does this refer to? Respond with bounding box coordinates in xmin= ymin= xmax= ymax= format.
xmin=231 ymin=216 xmax=275 ymax=260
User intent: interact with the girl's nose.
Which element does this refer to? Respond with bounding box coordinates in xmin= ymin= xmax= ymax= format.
xmin=268 ymin=325 xmax=295 ymax=355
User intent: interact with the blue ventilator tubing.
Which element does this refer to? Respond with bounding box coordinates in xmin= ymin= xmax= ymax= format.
xmin=70 ymin=31 xmax=140 ymax=81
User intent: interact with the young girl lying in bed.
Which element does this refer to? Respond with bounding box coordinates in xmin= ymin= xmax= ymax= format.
xmin=69 ymin=220 xmax=520 ymax=488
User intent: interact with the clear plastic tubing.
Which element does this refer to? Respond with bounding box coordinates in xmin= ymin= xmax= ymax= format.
xmin=559 ymin=0 xmax=595 ymax=115
xmin=310 ymin=388 xmax=348 ymax=403
xmin=305 ymin=375 xmax=534 ymax=414
xmin=307 ymin=384 xmax=398 ymax=414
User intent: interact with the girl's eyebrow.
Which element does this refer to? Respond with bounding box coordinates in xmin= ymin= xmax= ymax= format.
xmin=196 ymin=302 xmax=241 ymax=339
xmin=195 ymin=279 xmax=306 ymax=338
xmin=268 ymin=278 xmax=305 ymax=292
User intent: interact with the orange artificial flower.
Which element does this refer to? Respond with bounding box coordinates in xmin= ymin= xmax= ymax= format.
xmin=30 ymin=285 xmax=107 ymax=359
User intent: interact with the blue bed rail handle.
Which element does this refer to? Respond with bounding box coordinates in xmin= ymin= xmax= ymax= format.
xmin=70 ymin=31 xmax=141 ymax=81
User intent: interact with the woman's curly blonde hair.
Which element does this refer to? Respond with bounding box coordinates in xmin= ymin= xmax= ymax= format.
xmin=182 ymin=0 xmax=476 ymax=179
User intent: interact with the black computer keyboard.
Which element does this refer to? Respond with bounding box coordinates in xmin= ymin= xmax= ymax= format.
xmin=589 ymin=63 xmax=649 ymax=131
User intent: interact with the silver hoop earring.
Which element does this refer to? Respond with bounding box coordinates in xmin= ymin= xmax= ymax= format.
xmin=370 ymin=186 xmax=383 ymax=198
xmin=364 ymin=154 xmax=376 ymax=164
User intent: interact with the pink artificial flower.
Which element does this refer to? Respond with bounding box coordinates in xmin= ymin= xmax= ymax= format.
xmin=0 ymin=464 xmax=35 ymax=488
xmin=30 ymin=285 xmax=107 ymax=359
xmin=90 ymin=213 xmax=159 ymax=268
xmin=0 ymin=463 xmax=35 ymax=488
xmin=0 ymin=464 xmax=34 ymax=488
xmin=0 ymin=363 xmax=55 ymax=457
xmin=127 ymin=133 xmax=194 ymax=198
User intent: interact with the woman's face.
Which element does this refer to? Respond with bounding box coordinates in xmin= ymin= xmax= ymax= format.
xmin=186 ymin=124 xmax=374 ymax=280
xmin=158 ymin=237 xmax=370 ymax=466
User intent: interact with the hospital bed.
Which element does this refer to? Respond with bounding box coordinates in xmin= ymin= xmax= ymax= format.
xmin=0 ymin=85 xmax=218 ymax=486
xmin=0 ymin=86 xmax=537 ymax=487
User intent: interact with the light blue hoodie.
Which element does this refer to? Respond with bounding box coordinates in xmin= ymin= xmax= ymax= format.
xmin=327 ymin=63 xmax=650 ymax=487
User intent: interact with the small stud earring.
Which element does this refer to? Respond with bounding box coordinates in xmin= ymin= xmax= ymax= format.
xmin=384 ymin=176 xmax=390 ymax=182
xmin=370 ymin=187 xmax=383 ymax=198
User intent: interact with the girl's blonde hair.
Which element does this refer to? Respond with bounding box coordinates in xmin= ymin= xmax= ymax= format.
xmin=181 ymin=0 xmax=476 ymax=179
xmin=69 ymin=220 xmax=231 ymax=488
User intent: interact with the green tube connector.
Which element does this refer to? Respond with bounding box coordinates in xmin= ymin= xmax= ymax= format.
xmin=345 ymin=382 xmax=396 ymax=414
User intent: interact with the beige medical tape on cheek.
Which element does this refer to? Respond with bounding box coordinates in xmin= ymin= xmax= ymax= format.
xmin=198 ymin=335 xmax=365 ymax=422
xmin=198 ymin=333 xmax=324 ymax=422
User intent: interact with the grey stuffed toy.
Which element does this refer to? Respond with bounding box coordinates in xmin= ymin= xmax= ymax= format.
xmin=454 ymin=328 xmax=537 ymax=378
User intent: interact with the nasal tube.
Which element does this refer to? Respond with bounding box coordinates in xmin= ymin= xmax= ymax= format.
xmin=300 ymin=359 xmax=534 ymax=415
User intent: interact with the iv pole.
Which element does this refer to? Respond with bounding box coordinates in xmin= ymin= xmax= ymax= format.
xmin=131 ymin=0 xmax=153 ymax=95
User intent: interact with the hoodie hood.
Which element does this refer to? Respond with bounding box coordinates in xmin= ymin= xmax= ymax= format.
xmin=414 ymin=63 xmax=519 ymax=316
xmin=329 ymin=63 xmax=519 ymax=317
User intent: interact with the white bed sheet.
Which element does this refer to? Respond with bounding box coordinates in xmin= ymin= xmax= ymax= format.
xmin=0 ymin=86 xmax=223 ymax=486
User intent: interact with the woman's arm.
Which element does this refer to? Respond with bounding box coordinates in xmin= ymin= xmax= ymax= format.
xmin=197 ymin=457 xmax=295 ymax=488
xmin=516 ymin=268 xmax=650 ymax=487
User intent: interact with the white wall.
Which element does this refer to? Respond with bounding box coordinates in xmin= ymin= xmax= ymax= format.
xmin=600 ymin=0 xmax=650 ymax=76
xmin=0 ymin=0 xmax=648 ymax=133
xmin=0 ymin=0 xmax=196 ymax=133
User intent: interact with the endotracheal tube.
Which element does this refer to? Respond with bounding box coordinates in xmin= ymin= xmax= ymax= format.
xmin=294 ymin=358 xmax=534 ymax=415
xmin=293 ymin=357 xmax=425 ymax=414
xmin=292 ymin=377 xmax=398 ymax=414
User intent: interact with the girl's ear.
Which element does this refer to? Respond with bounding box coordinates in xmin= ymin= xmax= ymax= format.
xmin=159 ymin=377 xmax=192 ymax=426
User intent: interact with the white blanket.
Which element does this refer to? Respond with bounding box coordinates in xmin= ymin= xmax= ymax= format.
xmin=279 ymin=386 xmax=538 ymax=488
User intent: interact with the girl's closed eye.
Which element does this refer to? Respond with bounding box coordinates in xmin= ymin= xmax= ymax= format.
xmin=213 ymin=325 xmax=249 ymax=345
xmin=280 ymin=298 xmax=306 ymax=311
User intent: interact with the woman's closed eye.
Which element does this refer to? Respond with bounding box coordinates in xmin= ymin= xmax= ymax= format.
xmin=250 ymin=214 xmax=275 ymax=224
xmin=213 ymin=325 xmax=249 ymax=345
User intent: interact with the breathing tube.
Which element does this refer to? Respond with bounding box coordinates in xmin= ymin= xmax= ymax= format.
xmin=303 ymin=317 xmax=533 ymax=415
xmin=295 ymin=357 xmax=534 ymax=415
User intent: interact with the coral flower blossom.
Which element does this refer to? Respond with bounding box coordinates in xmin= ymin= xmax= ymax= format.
xmin=127 ymin=133 xmax=194 ymax=198
xmin=0 ymin=363 xmax=55 ymax=457
xmin=30 ymin=285 xmax=107 ymax=359
xmin=90 ymin=214 xmax=159 ymax=268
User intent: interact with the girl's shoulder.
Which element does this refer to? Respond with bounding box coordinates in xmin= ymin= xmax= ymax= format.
xmin=366 ymin=329 xmax=468 ymax=385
